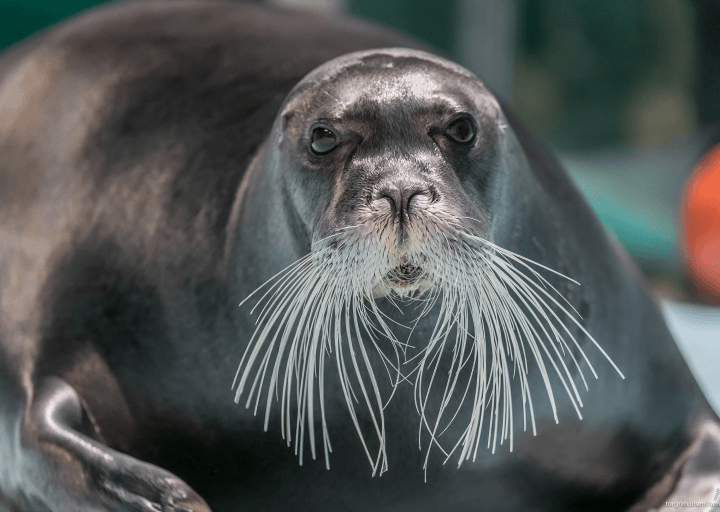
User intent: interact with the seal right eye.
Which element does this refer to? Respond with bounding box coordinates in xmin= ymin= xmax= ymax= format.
xmin=310 ymin=126 xmax=339 ymax=155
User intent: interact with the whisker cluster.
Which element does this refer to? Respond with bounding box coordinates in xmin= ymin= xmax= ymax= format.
xmin=233 ymin=222 xmax=623 ymax=476
xmin=233 ymin=231 xmax=401 ymax=475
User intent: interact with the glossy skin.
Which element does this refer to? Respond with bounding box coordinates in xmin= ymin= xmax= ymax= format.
xmin=0 ymin=1 xmax=717 ymax=511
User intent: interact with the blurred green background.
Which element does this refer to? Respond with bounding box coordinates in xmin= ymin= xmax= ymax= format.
xmin=2 ymin=0 xmax=718 ymax=281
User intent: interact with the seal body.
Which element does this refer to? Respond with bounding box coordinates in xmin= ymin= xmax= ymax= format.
xmin=0 ymin=1 xmax=718 ymax=511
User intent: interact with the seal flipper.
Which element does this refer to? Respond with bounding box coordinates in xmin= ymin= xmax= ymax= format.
xmin=654 ymin=422 xmax=720 ymax=511
xmin=629 ymin=419 xmax=720 ymax=511
xmin=17 ymin=377 xmax=211 ymax=512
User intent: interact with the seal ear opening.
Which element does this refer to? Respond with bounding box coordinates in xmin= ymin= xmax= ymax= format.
xmin=281 ymin=112 xmax=295 ymax=131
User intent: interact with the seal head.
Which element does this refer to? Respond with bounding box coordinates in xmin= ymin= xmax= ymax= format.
xmin=233 ymin=49 xmax=622 ymax=475
xmin=276 ymin=49 xmax=507 ymax=295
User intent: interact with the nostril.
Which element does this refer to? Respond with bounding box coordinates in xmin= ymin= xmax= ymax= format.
xmin=375 ymin=184 xmax=430 ymax=222
xmin=406 ymin=190 xmax=423 ymax=211
xmin=378 ymin=186 xmax=402 ymax=218
xmin=383 ymin=195 xmax=397 ymax=217
xmin=400 ymin=188 xmax=429 ymax=218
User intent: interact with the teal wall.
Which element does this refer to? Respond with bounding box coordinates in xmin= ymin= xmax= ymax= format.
xmin=346 ymin=0 xmax=458 ymax=58
xmin=0 ymin=0 xmax=112 ymax=50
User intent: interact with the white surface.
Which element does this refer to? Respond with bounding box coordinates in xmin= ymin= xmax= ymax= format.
xmin=662 ymin=300 xmax=720 ymax=415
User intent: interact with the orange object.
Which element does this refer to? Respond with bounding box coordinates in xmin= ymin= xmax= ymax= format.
xmin=682 ymin=143 xmax=720 ymax=304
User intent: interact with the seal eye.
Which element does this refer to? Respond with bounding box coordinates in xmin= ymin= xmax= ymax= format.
xmin=310 ymin=126 xmax=339 ymax=155
xmin=444 ymin=115 xmax=476 ymax=145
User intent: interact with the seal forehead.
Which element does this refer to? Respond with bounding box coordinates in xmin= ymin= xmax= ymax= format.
xmin=315 ymin=48 xmax=480 ymax=85
xmin=283 ymin=48 xmax=489 ymax=117
xmin=337 ymin=69 xmax=458 ymax=106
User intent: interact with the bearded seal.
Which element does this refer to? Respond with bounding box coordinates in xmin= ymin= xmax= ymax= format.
xmin=0 ymin=1 xmax=718 ymax=511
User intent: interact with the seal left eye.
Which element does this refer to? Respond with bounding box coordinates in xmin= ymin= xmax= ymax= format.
xmin=310 ymin=127 xmax=339 ymax=155
xmin=444 ymin=115 xmax=476 ymax=145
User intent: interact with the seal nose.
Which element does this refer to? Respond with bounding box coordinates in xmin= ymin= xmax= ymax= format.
xmin=376 ymin=183 xmax=428 ymax=223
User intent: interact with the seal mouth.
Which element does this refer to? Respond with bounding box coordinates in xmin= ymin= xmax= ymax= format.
xmin=386 ymin=263 xmax=424 ymax=286
xmin=371 ymin=259 xmax=428 ymax=298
